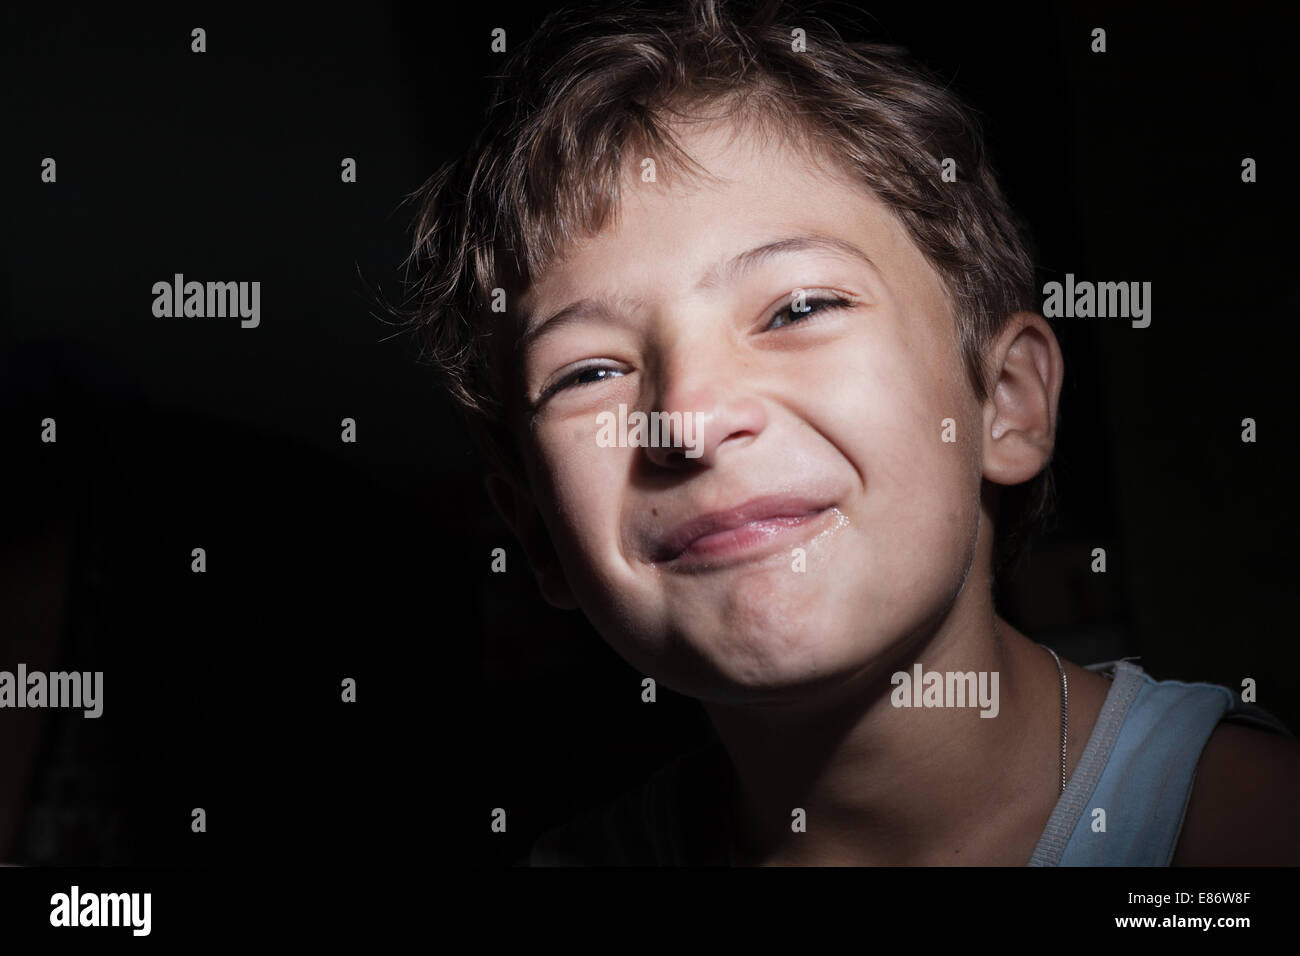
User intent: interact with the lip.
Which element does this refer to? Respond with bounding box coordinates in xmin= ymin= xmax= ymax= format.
xmin=650 ymin=494 xmax=836 ymax=570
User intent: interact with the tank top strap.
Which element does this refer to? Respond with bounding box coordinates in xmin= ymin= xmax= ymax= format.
xmin=1028 ymin=659 xmax=1293 ymax=866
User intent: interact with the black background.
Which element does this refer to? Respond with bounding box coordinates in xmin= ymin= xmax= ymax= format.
xmin=2 ymin=1 xmax=1297 ymax=868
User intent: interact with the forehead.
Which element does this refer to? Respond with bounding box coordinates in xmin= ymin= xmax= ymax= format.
xmin=516 ymin=118 xmax=949 ymax=323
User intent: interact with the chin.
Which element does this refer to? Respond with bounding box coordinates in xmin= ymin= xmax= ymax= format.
xmin=674 ymin=612 xmax=860 ymax=699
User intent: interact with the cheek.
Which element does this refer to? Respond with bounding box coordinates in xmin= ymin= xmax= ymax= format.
xmin=812 ymin=323 xmax=973 ymax=472
xmin=529 ymin=418 xmax=631 ymax=571
xmin=814 ymin=326 xmax=982 ymax=558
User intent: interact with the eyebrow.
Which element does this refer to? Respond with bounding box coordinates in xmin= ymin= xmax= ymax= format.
xmin=519 ymin=233 xmax=876 ymax=349
xmin=696 ymin=233 xmax=876 ymax=289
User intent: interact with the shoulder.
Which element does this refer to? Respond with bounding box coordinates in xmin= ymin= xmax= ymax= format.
xmin=526 ymin=760 xmax=682 ymax=866
xmin=527 ymin=740 xmax=729 ymax=866
xmin=527 ymin=783 xmax=655 ymax=866
xmin=528 ymin=804 xmax=619 ymax=866
xmin=1171 ymin=721 xmax=1300 ymax=865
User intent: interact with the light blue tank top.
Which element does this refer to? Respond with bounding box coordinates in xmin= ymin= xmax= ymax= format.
xmin=529 ymin=658 xmax=1293 ymax=866
xmin=1028 ymin=658 xmax=1292 ymax=865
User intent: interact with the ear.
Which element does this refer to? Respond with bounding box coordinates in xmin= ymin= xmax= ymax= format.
xmin=981 ymin=312 xmax=1064 ymax=486
xmin=484 ymin=470 xmax=579 ymax=610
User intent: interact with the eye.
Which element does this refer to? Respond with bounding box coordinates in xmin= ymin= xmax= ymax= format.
xmin=543 ymin=364 xmax=626 ymax=398
xmin=765 ymin=292 xmax=855 ymax=331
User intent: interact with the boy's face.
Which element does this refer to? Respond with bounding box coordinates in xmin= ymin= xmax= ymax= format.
xmin=508 ymin=120 xmax=989 ymax=703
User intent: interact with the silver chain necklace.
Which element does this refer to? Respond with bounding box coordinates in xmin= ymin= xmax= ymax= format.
xmin=1041 ymin=644 xmax=1069 ymax=794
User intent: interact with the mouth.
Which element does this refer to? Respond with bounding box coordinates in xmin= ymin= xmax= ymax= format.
xmin=649 ymin=494 xmax=837 ymax=571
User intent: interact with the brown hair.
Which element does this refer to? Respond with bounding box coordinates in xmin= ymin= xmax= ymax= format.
xmin=400 ymin=0 xmax=1053 ymax=567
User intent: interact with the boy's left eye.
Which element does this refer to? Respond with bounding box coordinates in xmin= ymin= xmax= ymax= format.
xmin=764 ymin=292 xmax=854 ymax=331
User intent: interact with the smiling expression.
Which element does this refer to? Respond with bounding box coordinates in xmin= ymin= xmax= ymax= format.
xmin=509 ymin=119 xmax=988 ymax=704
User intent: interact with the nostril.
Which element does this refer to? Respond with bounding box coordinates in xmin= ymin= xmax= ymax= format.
xmin=648 ymin=446 xmax=692 ymax=469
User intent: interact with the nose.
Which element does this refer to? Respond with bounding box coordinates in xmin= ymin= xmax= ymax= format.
xmin=641 ymin=349 xmax=769 ymax=470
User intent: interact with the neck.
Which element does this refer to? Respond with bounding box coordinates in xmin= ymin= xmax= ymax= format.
xmin=702 ymin=591 xmax=1064 ymax=866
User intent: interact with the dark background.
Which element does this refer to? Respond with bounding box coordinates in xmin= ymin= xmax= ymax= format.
xmin=2 ymin=2 xmax=1296 ymax=867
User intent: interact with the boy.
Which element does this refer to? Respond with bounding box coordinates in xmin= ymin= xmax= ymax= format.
xmin=404 ymin=0 xmax=1299 ymax=864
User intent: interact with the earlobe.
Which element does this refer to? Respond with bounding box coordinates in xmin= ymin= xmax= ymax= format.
xmin=484 ymin=471 xmax=580 ymax=610
xmin=982 ymin=312 xmax=1064 ymax=486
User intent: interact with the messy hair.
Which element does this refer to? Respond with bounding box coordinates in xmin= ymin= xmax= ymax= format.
xmin=400 ymin=0 xmax=1053 ymax=568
